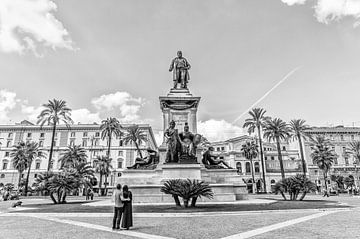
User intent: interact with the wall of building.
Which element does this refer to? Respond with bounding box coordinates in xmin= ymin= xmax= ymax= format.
xmin=0 ymin=121 xmax=158 ymax=187
xmin=304 ymin=126 xmax=360 ymax=190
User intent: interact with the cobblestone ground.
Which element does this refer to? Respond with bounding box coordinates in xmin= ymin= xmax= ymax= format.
xmin=0 ymin=194 xmax=358 ymax=239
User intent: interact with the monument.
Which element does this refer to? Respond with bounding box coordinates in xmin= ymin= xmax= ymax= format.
xmin=119 ymin=51 xmax=247 ymax=203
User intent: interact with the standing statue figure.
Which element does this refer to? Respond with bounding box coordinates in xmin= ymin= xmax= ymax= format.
xmin=179 ymin=123 xmax=195 ymax=158
xmin=169 ymin=51 xmax=191 ymax=89
xmin=164 ymin=120 xmax=181 ymax=163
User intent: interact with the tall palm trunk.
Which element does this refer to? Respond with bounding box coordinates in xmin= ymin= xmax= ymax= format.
xmin=257 ymin=126 xmax=267 ymax=193
xmin=99 ymin=172 xmax=103 ymax=196
xmin=48 ymin=122 xmax=57 ymax=171
xmin=104 ymin=174 xmax=108 ymax=196
xmin=323 ymin=171 xmax=328 ymax=192
xmin=134 ymin=140 xmax=143 ymax=158
xmin=107 ymin=135 xmax=112 ymax=158
xmin=250 ymin=158 xmax=256 ymax=193
xmin=276 ymin=137 xmax=285 ymax=179
xmin=297 ymin=133 xmax=307 ymax=175
xmin=24 ymin=161 xmax=33 ymax=196
xmin=18 ymin=170 xmax=23 ymax=190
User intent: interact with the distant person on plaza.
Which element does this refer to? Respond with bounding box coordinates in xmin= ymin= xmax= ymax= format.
xmin=323 ymin=186 xmax=329 ymax=197
xmin=202 ymin=147 xmax=233 ymax=169
xmin=112 ymin=184 xmax=129 ymax=230
xmin=121 ymin=185 xmax=133 ymax=230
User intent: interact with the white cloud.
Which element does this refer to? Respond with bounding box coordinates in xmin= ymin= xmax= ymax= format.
xmin=0 ymin=0 xmax=74 ymax=55
xmin=21 ymin=103 xmax=43 ymax=123
xmin=281 ymin=0 xmax=360 ymax=27
xmin=197 ymin=119 xmax=244 ymax=142
xmin=281 ymin=0 xmax=306 ymax=6
xmin=71 ymin=108 xmax=101 ymax=124
xmin=91 ymin=91 xmax=144 ymax=123
xmin=0 ymin=89 xmax=18 ymax=123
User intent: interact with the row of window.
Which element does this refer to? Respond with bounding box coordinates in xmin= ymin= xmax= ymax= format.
xmin=236 ymin=162 xmax=261 ymax=174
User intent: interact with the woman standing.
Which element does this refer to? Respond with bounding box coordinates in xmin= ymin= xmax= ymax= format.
xmin=121 ymin=185 xmax=133 ymax=230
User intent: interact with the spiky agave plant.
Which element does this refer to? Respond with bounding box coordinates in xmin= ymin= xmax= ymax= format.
xmin=160 ymin=179 xmax=182 ymax=207
xmin=175 ymin=179 xmax=214 ymax=207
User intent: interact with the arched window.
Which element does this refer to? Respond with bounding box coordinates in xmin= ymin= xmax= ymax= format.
xmin=246 ymin=162 xmax=251 ymax=173
xmin=254 ymin=162 xmax=260 ymax=173
xmin=236 ymin=162 xmax=242 ymax=173
xmin=117 ymin=158 xmax=124 ymax=169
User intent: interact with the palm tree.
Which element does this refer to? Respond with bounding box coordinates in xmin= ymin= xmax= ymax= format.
xmin=241 ymin=141 xmax=259 ymax=193
xmin=37 ymin=99 xmax=73 ymax=171
xmin=123 ymin=125 xmax=148 ymax=159
xmin=100 ymin=117 xmax=123 ymax=158
xmin=23 ymin=142 xmax=46 ymax=195
xmin=93 ymin=155 xmax=113 ymax=196
xmin=10 ymin=142 xmax=28 ymax=190
xmin=289 ymin=119 xmax=311 ymax=176
xmin=59 ymin=145 xmax=88 ymax=169
xmin=243 ymin=108 xmax=269 ymax=193
xmin=347 ymin=141 xmax=360 ymax=164
xmin=263 ymin=118 xmax=291 ymax=179
xmin=310 ymin=136 xmax=337 ymax=193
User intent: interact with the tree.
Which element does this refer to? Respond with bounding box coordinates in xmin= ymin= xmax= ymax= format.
xmin=161 ymin=179 xmax=213 ymax=207
xmin=241 ymin=141 xmax=259 ymax=193
xmin=23 ymin=142 xmax=46 ymax=195
xmin=330 ymin=175 xmax=344 ymax=189
xmin=310 ymin=136 xmax=337 ymax=193
xmin=123 ymin=125 xmax=148 ymax=159
xmin=347 ymin=141 xmax=360 ymax=165
xmin=274 ymin=175 xmax=316 ymax=201
xmin=289 ymin=119 xmax=311 ymax=176
xmin=37 ymin=99 xmax=73 ymax=171
xmin=93 ymin=155 xmax=113 ymax=196
xmin=33 ymin=163 xmax=94 ymax=204
xmin=11 ymin=142 xmax=28 ymax=190
xmin=263 ymin=118 xmax=291 ymax=179
xmin=100 ymin=117 xmax=123 ymax=158
xmin=59 ymin=145 xmax=88 ymax=169
xmin=243 ymin=108 xmax=269 ymax=193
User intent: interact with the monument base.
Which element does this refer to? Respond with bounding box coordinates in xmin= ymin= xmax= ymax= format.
xmin=117 ymin=164 xmax=248 ymax=203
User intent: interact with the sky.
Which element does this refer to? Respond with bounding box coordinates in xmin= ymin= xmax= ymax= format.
xmin=1 ymin=0 xmax=360 ymax=144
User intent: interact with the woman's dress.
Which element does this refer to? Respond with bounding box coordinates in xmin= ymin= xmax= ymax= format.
xmin=121 ymin=191 xmax=133 ymax=229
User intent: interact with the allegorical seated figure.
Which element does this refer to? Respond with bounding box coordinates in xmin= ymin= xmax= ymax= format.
xmin=179 ymin=123 xmax=195 ymax=158
xmin=127 ymin=148 xmax=159 ymax=169
xmin=202 ymin=146 xmax=233 ymax=169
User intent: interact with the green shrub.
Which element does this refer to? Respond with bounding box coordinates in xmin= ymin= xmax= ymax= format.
xmin=274 ymin=174 xmax=316 ymax=201
xmin=161 ymin=179 xmax=214 ymax=207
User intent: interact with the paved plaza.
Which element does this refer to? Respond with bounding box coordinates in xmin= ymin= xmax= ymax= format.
xmin=0 ymin=195 xmax=359 ymax=239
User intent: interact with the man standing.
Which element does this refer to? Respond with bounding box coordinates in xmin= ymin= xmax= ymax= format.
xmin=112 ymin=184 xmax=127 ymax=230
xmin=169 ymin=51 xmax=191 ymax=89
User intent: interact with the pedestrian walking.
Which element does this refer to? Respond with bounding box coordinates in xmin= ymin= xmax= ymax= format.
xmin=121 ymin=185 xmax=133 ymax=230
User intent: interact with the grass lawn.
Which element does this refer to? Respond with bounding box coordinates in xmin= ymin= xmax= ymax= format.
xmin=15 ymin=198 xmax=349 ymax=213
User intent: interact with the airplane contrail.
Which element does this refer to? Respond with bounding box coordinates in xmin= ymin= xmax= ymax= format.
xmin=232 ymin=66 xmax=302 ymax=124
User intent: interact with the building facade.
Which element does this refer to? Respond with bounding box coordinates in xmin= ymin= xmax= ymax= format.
xmin=0 ymin=120 xmax=157 ymax=187
xmin=304 ymin=126 xmax=360 ymax=191
xmin=211 ymin=135 xmax=302 ymax=192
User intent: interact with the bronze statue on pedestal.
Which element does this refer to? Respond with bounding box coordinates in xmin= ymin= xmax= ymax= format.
xmin=169 ymin=51 xmax=191 ymax=89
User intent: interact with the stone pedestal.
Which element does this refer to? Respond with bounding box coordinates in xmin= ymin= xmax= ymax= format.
xmin=159 ymin=88 xmax=200 ymax=137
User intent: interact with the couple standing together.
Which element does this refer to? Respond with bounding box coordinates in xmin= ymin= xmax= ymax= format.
xmin=112 ymin=184 xmax=133 ymax=230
